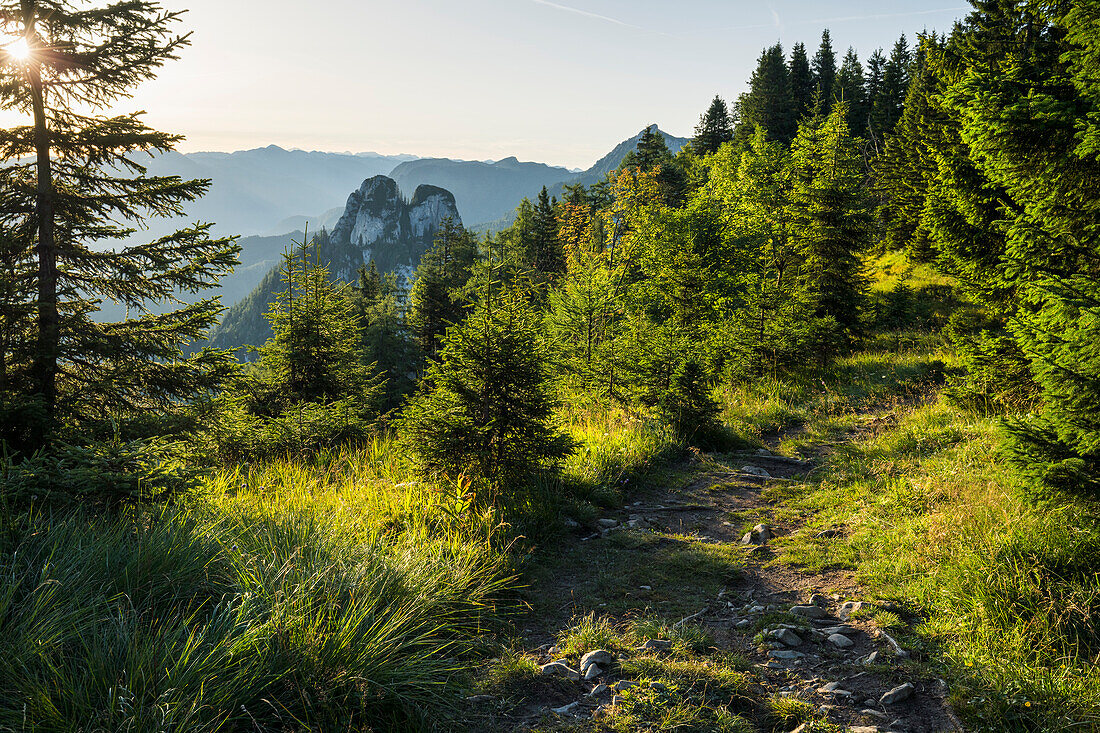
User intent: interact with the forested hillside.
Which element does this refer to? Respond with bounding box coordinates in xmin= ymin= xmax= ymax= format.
xmin=3 ymin=2 xmax=1100 ymax=732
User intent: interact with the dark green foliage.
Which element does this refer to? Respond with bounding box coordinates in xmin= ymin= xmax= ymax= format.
xmin=788 ymin=43 xmax=816 ymax=121
xmin=400 ymin=283 xmax=575 ymax=488
xmin=621 ymin=126 xmax=689 ymax=205
xmin=692 ymin=95 xmax=735 ymax=156
xmin=0 ymin=437 xmax=200 ymax=509
xmin=871 ymin=35 xmax=913 ymax=137
xmin=735 ymin=44 xmax=795 ymax=145
xmin=208 ymin=242 xmax=383 ymax=459
xmin=530 ymin=186 xmax=565 ymax=279
xmin=834 ymin=48 xmax=867 ymax=134
xmin=812 ymin=30 xmax=838 ymax=114
xmin=407 ymin=217 xmax=477 ymax=361
xmin=0 ymin=1 xmax=240 ymax=453
xmin=789 ymin=103 xmax=871 ymax=350
xmin=350 ymin=261 xmax=416 ymax=410
xmin=657 ymin=360 xmax=721 ymax=444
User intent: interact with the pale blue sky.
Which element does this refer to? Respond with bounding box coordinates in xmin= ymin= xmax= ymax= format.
xmin=33 ymin=1 xmax=971 ymax=168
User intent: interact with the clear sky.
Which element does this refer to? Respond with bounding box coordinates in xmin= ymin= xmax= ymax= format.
xmin=27 ymin=1 xmax=971 ymax=169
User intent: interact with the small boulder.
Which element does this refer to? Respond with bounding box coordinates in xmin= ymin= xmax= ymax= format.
xmin=808 ymin=593 xmax=829 ymax=606
xmin=735 ymin=619 xmax=752 ymax=629
xmin=584 ymin=664 xmax=603 ymax=680
xmin=597 ymin=518 xmax=620 ymax=529
xmin=880 ymin=682 xmax=916 ymax=705
xmin=741 ymin=465 xmax=772 ymax=477
xmin=828 ymin=633 xmax=855 ymax=649
xmin=791 ymin=605 xmax=829 ymax=619
xmin=649 ymin=681 xmax=669 ymax=692
xmin=580 ymin=650 xmax=614 ymax=671
xmin=612 ymin=680 xmax=636 ymax=692
xmin=771 ymin=628 xmax=803 ymax=646
xmin=551 ymin=701 xmax=579 ymax=714
xmin=639 ymin=638 xmax=672 ymax=652
xmin=589 ymin=683 xmax=609 ymax=697
xmin=540 ymin=661 xmax=580 ymax=680
xmin=863 ymin=651 xmax=881 ymax=665
xmin=838 ymin=601 xmax=865 ymax=620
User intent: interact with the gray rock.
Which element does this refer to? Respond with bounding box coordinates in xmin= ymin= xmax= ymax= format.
xmin=863 ymin=651 xmax=881 ymax=665
xmin=580 ymin=650 xmax=615 ymax=671
xmin=551 ymin=701 xmax=579 ymax=714
xmin=584 ymin=664 xmax=603 ymax=680
xmin=755 ymin=447 xmax=772 ymax=456
xmin=772 ymin=628 xmax=803 ymax=646
xmin=589 ymin=683 xmax=609 ymax=697
xmin=639 ymin=638 xmax=672 ymax=651
xmin=809 ymin=593 xmax=829 ymax=606
xmin=838 ymin=601 xmax=865 ymax=620
xmin=861 ymin=709 xmax=890 ymax=721
xmin=750 ymin=605 xmax=766 ymax=613
xmin=768 ymin=649 xmax=805 ymax=659
xmin=820 ymin=625 xmax=858 ymax=636
xmin=741 ymin=465 xmax=772 ymax=477
xmin=735 ymin=619 xmax=752 ymax=629
xmin=649 ymin=681 xmax=668 ymax=692
xmin=818 ymin=681 xmax=843 ymax=692
xmin=828 ymin=633 xmax=855 ymax=648
xmin=612 ymin=680 xmax=637 ymax=692
xmin=791 ymin=605 xmax=829 ymax=619
xmin=564 ymin=517 xmax=580 ymax=528
xmin=597 ymin=518 xmax=620 ymax=529
xmin=848 ymin=728 xmax=884 ymax=733
xmin=540 ymin=661 xmax=580 ymax=680
xmin=880 ymin=682 xmax=916 ymax=705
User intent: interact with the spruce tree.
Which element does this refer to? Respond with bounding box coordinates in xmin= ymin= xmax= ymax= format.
xmin=864 ymin=48 xmax=887 ymax=140
xmin=407 ymin=217 xmax=476 ymax=362
xmin=0 ymin=1 xmax=239 ymax=451
xmin=529 ymin=186 xmax=565 ymax=279
xmin=834 ymin=48 xmax=867 ymax=134
xmin=351 ymin=261 xmax=414 ymax=410
xmin=788 ymin=102 xmax=870 ymax=350
xmin=401 ymin=279 xmax=575 ymax=489
xmin=692 ymin=95 xmax=734 ymax=155
xmin=872 ymin=35 xmax=913 ymax=135
xmin=735 ymin=44 xmax=795 ymax=145
xmin=788 ymin=42 xmax=816 ymax=121
xmin=812 ymin=29 xmax=838 ymax=114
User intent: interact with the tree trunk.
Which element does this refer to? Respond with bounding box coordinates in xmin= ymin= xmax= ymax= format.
xmin=25 ymin=1 xmax=59 ymax=440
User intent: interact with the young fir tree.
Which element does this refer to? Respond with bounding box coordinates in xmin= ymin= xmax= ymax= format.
xmin=788 ymin=42 xmax=816 ymax=121
xmin=788 ymin=102 xmax=870 ymax=352
xmin=735 ymin=44 xmax=795 ymax=145
xmin=812 ymin=29 xmax=838 ymax=114
xmin=407 ymin=217 xmax=477 ymax=362
xmin=0 ymin=1 xmax=239 ymax=452
xmin=871 ymin=35 xmax=913 ymax=136
xmin=214 ymin=241 xmax=383 ymax=459
xmin=529 ymin=186 xmax=565 ymax=279
xmin=863 ymin=48 xmax=887 ymax=141
xmin=620 ymin=126 xmax=687 ymax=205
xmin=400 ymin=274 xmax=575 ymax=490
xmin=691 ymin=95 xmax=734 ymax=155
xmin=350 ymin=261 xmax=415 ymax=410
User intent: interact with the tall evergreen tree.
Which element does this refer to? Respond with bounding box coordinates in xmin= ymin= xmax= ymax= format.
xmin=872 ymin=34 xmax=913 ymax=136
xmin=0 ymin=0 xmax=239 ymax=451
xmin=789 ymin=102 xmax=870 ymax=350
xmin=735 ymin=43 xmax=795 ymax=144
xmin=864 ymin=48 xmax=887 ymax=140
xmin=788 ymin=42 xmax=816 ymax=121
xmin=406 ymin=218 xmax=476 ymax=362
xmin=834 ymin=48 xmax=867 ymax=135
xmin=529 ymin=186 xmax=565 ymax=279
xmin=691 ymin=95 xmax=734 ymax=155
xmin=812 ymin=29 xmax=838 ymax=114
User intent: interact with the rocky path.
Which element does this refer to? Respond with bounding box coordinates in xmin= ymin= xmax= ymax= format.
xmin=474 ymin=418 xmax=965 ymax=732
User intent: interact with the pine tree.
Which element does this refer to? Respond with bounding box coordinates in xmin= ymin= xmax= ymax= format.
xmin=351 ymin=261 xmax=414 ymax=410
xmin=407 ymin=217 xmax=476 ymax=362
xmin=0 ymin=1 xmax=239 ymax=452
xmin=400 ymin=279 xmax=575 ymax=489
xmin=735 ymin=44 xmax=795 ymax=144
xmin=812 ymin=30 xmax=838 ymax=114
xmin=621 ymin=126 xmax=687 ymax=205
xmin=872 ymin=35 xmax=913 ymax=136
xmin=834 ymin=48 xmax=867 ymax=135
xmin=529 ymin=186 xmax=565 ymax=279
xmin=864 ymin=48 xmax=887 ymax=140
xmin=692 ymin=95 xmax=734 ymax=155
xmin=789 ymin=102 xmax=870 ymax=350
xmin=788 ymin=42 xmax=816 ymax=121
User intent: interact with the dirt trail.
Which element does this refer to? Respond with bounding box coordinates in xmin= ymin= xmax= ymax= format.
xmin=481 ymin=410 xmax=965 ymax=732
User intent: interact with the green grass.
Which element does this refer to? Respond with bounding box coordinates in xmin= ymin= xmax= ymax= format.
xmin=0 ymin=442 xmax=512 ymax=731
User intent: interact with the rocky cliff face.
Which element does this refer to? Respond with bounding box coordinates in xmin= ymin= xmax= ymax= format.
xmin=324 ymin=175 xmax=461 ymax=280
xmin=208 ymin=176 xmax=461 ymax=351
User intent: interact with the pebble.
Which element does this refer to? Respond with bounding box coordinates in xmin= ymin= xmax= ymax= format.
xmin=540 ymin=661 xmax=580 ymax=680
xmin=735 ymin=619 xmax=752 ymax=629
xmin=597 ymin=518 xmax=619 ymax=529
xmin=863 ymin=651 xmax=881 ymax=665
xmin=828 ymin=633 xmax=855 ymax=648
xmin=791 ymin=605 xmax=829 ymax=619
xmin=741 ymin=523 xmax=773 ymax=545
xmin=818 ymin=681 xmax=843 ymax=692
xmin=612 ymin=680 xmax=636 ymax=692
xmin=639 ymin=638 xmax=672 ymax=651
xmin=589 ymin=683 xmax=609 ymax=697
xmin=880 ymin=682 xmax=916 ymax=705
xmin=772 ymin=628 xmax=803 ymax=646
xmin=750 ymin=605 xmax=766 ymax=613
xmin=862 ymin=709 xmax=890 ymax=721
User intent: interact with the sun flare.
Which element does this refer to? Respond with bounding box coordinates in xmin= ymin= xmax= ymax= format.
xmin=6 ymin=37 xmax=31 ymax=61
